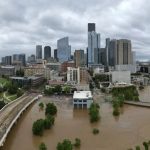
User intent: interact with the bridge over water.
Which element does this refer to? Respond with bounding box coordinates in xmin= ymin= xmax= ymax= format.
xmin=0 ymin=93 xmax=39 ymax=147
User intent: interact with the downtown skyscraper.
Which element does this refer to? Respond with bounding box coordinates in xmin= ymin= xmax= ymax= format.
xmin=57 ymin=37 xmax=71 ymax=63
xmin=87 ymin=23 xmax=100 ymax=66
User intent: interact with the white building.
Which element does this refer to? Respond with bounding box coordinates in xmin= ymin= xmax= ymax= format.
xmin=67 ymin=67 xmax=89 ymax=85
xmin=115 ymin=64 xmax=136 ymax=73
xmin=111 ymin=71 xmax=131 ymax=84
xmin=73 ymin=91 xmax=93 ymax=109
xmin=67 ymin=67 xmax=80 ymax=84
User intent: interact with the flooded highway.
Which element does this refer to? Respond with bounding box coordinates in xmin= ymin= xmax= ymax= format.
xmin=2 ymin=95 xmax=150 ymax=150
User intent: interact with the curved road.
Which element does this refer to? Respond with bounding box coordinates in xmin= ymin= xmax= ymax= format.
xmin=0 ymin=93 xmax=38 ymax=143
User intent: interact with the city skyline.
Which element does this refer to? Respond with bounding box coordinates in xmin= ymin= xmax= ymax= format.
xmin=0 ymin=0 xmax=150 ymax=61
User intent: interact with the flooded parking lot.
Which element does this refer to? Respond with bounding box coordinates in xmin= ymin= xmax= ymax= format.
xmin=2 ymin=95 xmax=150 ymax=150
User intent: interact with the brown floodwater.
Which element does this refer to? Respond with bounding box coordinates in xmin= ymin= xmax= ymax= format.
xmin=2 ymin=95 xmax=150 ymax=150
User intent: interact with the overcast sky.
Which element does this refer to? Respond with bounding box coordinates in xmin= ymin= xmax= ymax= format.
xmin=0 ymin=0 xmax=150 ymax=61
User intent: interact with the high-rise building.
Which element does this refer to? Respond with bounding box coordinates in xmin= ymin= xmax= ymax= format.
xmin=88 ymin=23 xmax=100 ymax=66
xmin=36 ymin=45 xmax=42 ymax=59
xmin=1 ymin=57 xmax=5 ymax=65
xmin=5 ymin=56 xmax=12 ymax=65
xmin=54 ymin=49 xmax=58 ymax=60
xmin=28 ymin=54 xmax=36 ymax=63
xmin=88 ymin=23 xmax=95 ymax=32
xmin=44 ymin=46 xmax=51 ymax=60
xmin=106 ymin=38 xmax=110 ymax=66
xmin=13 ymin=54 xmax=19 ymax=62
xmin=12 ymin=54 xmax=26 ymax=66
xmin=57 ymin=37 xmax=71 ymax=63
xmin=100 ymin=48 xmax=107 ymax=65
xmin=108 ymin=39 xmax=117 ymax=66
xmin=108 ymin=39 xmax=133 ymax=66
xmin=19 ymin=54 xmax=26 ymax=66
xmin=74 ymin=50 xmax=85 ymax=67
xmin=117 ymin=39 xmax=132 ymax=65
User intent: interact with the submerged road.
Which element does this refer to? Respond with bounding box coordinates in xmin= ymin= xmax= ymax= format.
xmin=0 ymin=93 xmax=38 ymax=146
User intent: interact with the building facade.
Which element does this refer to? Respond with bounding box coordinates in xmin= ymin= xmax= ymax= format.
xmin=74 ymin=50 xmax=85 ymax=67
xmin=107 ymin=39 xmax=133 ymax=67
xmin=73 ymin=91 xmax=93 ymax=109
xmin=57 ymin=37 xmax=71 ymax=62
xmin=44 ymin=46 xmax=51 ymax=60
xmin=67 ymin=67 xmax=89 ymax=85
xmin=36 ymin=45 xmax=42 ymax=59
xmin=88 ymin=23 xmax=100 ymax=66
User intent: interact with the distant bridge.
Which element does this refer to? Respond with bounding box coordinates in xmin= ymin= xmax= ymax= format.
xmin=0 ymin=93 xmax=39 ymax=147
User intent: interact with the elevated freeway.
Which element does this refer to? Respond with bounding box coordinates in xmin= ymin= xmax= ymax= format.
xmin=0 ymin=93 xmax=39 ymax=147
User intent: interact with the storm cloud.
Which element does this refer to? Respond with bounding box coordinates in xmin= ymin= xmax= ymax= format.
xmin=0 ymin=0 xmax=150 ymax=60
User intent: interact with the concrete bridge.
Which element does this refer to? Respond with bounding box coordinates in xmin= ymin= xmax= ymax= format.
xmin=0 ymin=93 xmax=40 ymax=147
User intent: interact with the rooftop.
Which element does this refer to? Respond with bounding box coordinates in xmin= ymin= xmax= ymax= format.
xmin=73 ymin=91 xmax=92 ymax=99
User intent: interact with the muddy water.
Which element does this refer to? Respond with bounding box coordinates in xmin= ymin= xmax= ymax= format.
xmin=2 ymin=96 xmax=150 ymax=150
xmin=139 ymin=86 xmax=150 ymax=102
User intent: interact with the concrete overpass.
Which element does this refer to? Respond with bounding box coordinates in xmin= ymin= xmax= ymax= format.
xmin=0 ymin=93 xmax=39 ymax=147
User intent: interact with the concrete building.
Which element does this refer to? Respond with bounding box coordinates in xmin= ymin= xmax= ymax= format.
xmin=24 ymin=66 xmax=51 ymax=80
xmin=111 ymin=71 xmax=131 ymax=84
xmin=88 ymin=23 xmax=100 ymax=66
xmin=61 ymin=61 xmax=75 ymax=73
xmin=108 ymin=39 xmax=133 ymax=67
xmin=74 ymin=50 xmax=85 ymax=67
xmin=36 ymin=45 xmax=42 ymax=59
xmin=57 ymin=37 xmax=71 ymax=62
xmin=73 ymin=91 xmax=93 ymax=109
xmin=115 ymin=64 xmax=136 ymax=73
xmin=44 ymin=46 xmax=51 ymax=60
xmin=0 ymin=66 xmax=15 ymax=76
xmin=67 ymin=67 xmax=80 ymax=84
xmin=67 ymin=67 xmax=89 ymax=85
xmin=10 ymin=75 xmax=44 ymax=87
xmin=46 ymin=62 xmax=61 ymax=72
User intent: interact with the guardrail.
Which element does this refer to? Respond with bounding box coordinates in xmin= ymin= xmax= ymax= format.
xmin=0 ymin=95 xmax=39 ymax=147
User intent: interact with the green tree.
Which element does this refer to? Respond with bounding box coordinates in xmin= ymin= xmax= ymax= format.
xmin=8 ymin=83 xmax=18 ymax=94
xmin=92 ymin=128 xmax=99 ymax=135
xmin=45 ymin=103 xmax=57 ymax=116
xmin=143 ymin=142 xmax=148 ymax=150
xmin=57 ymin=139 xmax=73 ymax=150
xmin=44 ymin=115 xmax=54 ymax=129
xmin=0 ymin=101 xmax=5 ymax=110
xmin=74 ymin=138 xmax=81 ymax=148
xmin=39 ymin=142 xmax=47 ymax=150
xmin=39 ymin=102 xmax=44 ymax=109
xmin=89 ymin=103 xmax=100 ymax=123
xmin=135 ymin=146 xmax=141 ymax=150
xmin=113 ymin=107 xmax=120 ymax=116
xmin=32 ymin=119 xmax=45 ymax=136
xmin=63 ymin=86 xmax=70 ymax=94
xmin=54 ymin=85 xmax=62 ymax=94
xmin=17 ymin=89 xmax=24 ymax=98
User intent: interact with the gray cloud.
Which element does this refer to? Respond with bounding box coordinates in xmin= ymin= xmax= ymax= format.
xmin=0 ymin=0 xmax=150 ymax=60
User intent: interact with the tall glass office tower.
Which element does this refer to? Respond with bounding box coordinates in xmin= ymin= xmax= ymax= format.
xmin=57 ymin=37 xmax=71 ymax=63
xmin=88 ymin=23 xmax=100 ymax=66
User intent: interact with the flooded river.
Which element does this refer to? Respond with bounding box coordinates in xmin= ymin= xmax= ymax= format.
xmin=2 ymin=95 xmax=150 ymax=150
